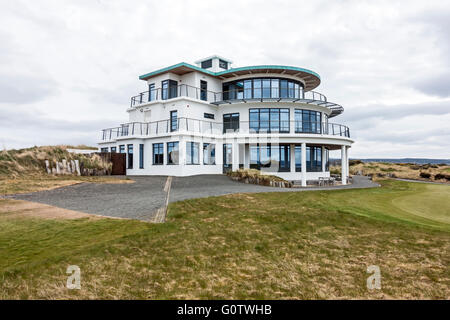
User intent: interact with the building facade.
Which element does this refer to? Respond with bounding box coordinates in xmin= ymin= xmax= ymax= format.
xmin=98 ymin=56 xmax=353 ymax=186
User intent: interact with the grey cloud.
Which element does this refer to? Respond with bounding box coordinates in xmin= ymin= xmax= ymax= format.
xmin=0 ymin=74 xmax=56 ymax=104
xmin=412 ymin=72 xmax=450 ymax=98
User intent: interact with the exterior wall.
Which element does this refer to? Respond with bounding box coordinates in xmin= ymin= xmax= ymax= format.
xmin=99 ymin=66 xmax=353 ymax=181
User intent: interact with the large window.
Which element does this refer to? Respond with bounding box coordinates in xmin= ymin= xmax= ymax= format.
xmin=162 ymin=80 xmax=177 ymax=100
xmin=111 ymin=146 xmax=117 ymax=153
xmin=119 ymin=145 xmax=125 ymax=153
xmin=203 ymin=143 xmax=216 ymax=165
xmin=249 ymin=108 xmax=289 ymax=133
xmin=170 ymin=110 xmax=178 ymax=132
xmin=223 ymin=78 xmax=303 ymax=100
xmin=201 ymin=59 xmax=212 ymax=69
xmin=295 ymin=146 xmax=327 ymax=172
xmin=219 ymin=59 xmax=228 ymax=69
xmin=200 ymin=80 xmax=208 ymax=101
xmin=148 ymin=83 xmax=155 ymax=101
xmin=167 ymin=142 xmax=179 ymax=165
xmin=223 ymin=113 xmax=239 ymax=133
xmin=223 ymin=144 xmax=232 ymax=172
xmin=295 ymin=109 xmax=322 ymax=133
xmin=307 ymin=146 xmax=322 ymax=172
xmin=250 ymin=144 xmax=290 ymax=172
xmin=139 ymin=144 xmax=144 ymax=169
xmin=100 ymin=147 xmax=108 ymax=153
xmin=153 ymin=143 xmax=163 ymax=165
xmin=127 ymin=144 xmax=133 ymax=169
xmin=186 ymin=142 xmax=199 ymax=165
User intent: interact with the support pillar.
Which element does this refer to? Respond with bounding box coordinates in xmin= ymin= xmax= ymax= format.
xmin=301 ymin=142 xmax=306 ymax=187
xmin=232 ymin=141 xmax=239 ymax=171
xmin=290 ymin=144 xmax=296 ymax=175
xmin=178 ymin=137 xmax=186 ymax=167
xmin=321 ymin=146 xmax=326 ymax=172
xmin=346 ymin=146 xmax=350 ymax=181
xmin=341 ymin=145 xmax=347 ymax=185
xmin=244 ymin=143 xmax=250 ymax=169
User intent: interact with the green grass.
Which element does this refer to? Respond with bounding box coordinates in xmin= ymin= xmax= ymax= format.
xmin=0 ymin=180 xmax=449 ymax=299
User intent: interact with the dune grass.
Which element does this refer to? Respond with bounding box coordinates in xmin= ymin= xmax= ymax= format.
xmin=0 ymin=180 xmax=448 ymax=299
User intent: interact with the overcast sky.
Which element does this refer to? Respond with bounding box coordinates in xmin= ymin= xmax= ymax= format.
xmin=1 ymin=0 xmax=449 ymax=158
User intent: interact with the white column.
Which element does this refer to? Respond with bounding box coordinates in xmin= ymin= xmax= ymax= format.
xmin=199 ymin=140 xmax=204 ymax=166
xmin=321 ymin=146 xmax=326 ymax=172
xmin=244 ymin=143 xmax=250 ymax=169
xmin=346 ymin=146 xmax=350 ymax=180
xmin=301 ymin=142 xmax=306 ymax=187
xmin=341 ymin=145 xmax=347 ymax=185
xmin=232 ymin=140 xmax=239 ymax=171
xmin=290 ymin=144 xmax=296 ymax=174
xmin=179 ymin=136 xmax=186 ymax=166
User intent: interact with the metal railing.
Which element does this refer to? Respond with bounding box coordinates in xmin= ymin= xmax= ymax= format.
xmin=101 ymin=119 xmax=350 ymax=141
xmin=131 ymin=85 xmax=327 ymax=106
xmin=130 ymin=84 xmax=218 ymax=107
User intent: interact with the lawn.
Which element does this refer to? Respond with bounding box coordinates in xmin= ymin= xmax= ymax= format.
xmin=0 ymin=180 xmax=448 ymax=299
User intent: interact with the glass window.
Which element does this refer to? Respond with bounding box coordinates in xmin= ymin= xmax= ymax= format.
xmin=295 ymin=146 xmax=302 ymax=172
xmin=244 ymin=80 xmax=252 ymax=99
xmin=222 ymin=78 xmax=304 ymax=101
xmin=306 ymin=146 xmax=322 ymax=172
xmin=271 ymin=79 xmax=279 ymax=98
xmin=280 ymin=80 xmax=288 ymax=98
xmin=203 ymin=143 xmax=216 ymax=165
xmin=223 ymin=113 xmax=239 ymax=133
xmin=186 ymin=142 xmax=199 ymax=165
xmin=152 ymin=143 xmax=164 ymax=165
xmin=223 ymin=144 xmax=232 ymax=172
xmin=127 ymin=144 xmax=133 ymax=169
xmin=100 ymin=147 xmax=108 ymax=153
xmin=249 ymin=144 xmax=290 ymax=172
xmin=248 ymin=108 xmax=290 ymax=133
xmin=148 ymin=83 xmax=155 ymax=101
xmin=167 ymin=142 xmax=179 ymax=165
xmin=119 ymin=145 xmax=125 ymax=153
xmin=204 ymin=113 xmax=214 ymax=119
xmin=200 ymin=80 xmax=207 ymax=101
xmin=288 ymin=81 xmax=295 ymax=98
xmin=111 ymin=146 xmax=117 ymax=153
xmin=249 ymin=109 xmax=259 ymax=133
xmin=162 ymin=80 xmax=177 ymax=100
xmin=170 ymin=110 xmax=178 ymax=132
xmin=139 ymin=144 xmax=144 ymax=169
xmin=219 ymin=59 xmax=228 ymax=69
xmin=262 ymin=79 xmax=271 ymax=98
xmin=201 ymin=59 xmax=212 ymax=69
xmin=295 ymin=109 xmax=322 ymax=133
xmin=253 ymin=79 xmax=262 ymax=99
xmin=236 ymin=81 xmax=244 ymax=99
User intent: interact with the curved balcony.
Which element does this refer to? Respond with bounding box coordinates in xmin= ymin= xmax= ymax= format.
xmin=100 ymin=118 xmax=350 ymax=141
xmin=130 ymin=85 xmax=344 ymax=118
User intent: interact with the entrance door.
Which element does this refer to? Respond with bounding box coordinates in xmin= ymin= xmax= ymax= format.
xmin=223 ymin=144 xmax=232 ymax=173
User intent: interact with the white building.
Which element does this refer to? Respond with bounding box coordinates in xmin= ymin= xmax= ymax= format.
xmin=98 ymin=56 xmax=353 ymax=186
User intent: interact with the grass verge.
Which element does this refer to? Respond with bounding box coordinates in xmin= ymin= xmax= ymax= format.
xmin=0 ymin=180 xmax=448 ymax=299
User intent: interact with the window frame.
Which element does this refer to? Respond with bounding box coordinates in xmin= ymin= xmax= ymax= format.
xmin=167 ymin=141 xmax=179 ymax=165
xmin=203 ymin=143 xmax=216 ymax=165
xmin=152 ymin=143 xmax=164 ymax=165
xmin=186 ymin=142 xmax=200 ymax=165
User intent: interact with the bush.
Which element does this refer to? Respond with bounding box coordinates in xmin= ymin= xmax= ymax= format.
xmin=226 ymin=169 xmax=292 ymax=188
xmin=419 ymin=172 xmax=431 ymax=179
xmin=434 ymin=173 xmax=450 ymax=181
xmin=349 ymin=159 xmax=362 ymax=166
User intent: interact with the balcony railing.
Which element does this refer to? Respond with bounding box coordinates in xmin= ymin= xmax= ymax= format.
xmin=130 ymin=84 xmax=344 ymax=117
xmin=101 ymin=118 xmax=350 ymax=141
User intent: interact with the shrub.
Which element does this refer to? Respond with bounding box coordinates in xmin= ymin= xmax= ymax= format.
xmin=349 ymin=159 xmax=362 ymax=166
xmin=419 ymin=172 xmax=431 ymax=179
xmin=434 ymin=173 xmax=450 ymax=181
xmin=226 ymin=169 xmax=292 ymax=188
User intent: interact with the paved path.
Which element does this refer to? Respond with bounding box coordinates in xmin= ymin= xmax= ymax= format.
xmin=8 ymin=175 xmax=378 ymax=221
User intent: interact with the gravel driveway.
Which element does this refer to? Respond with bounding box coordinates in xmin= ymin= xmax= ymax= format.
xmin=9 ymin=175 xmax=378 ymax=221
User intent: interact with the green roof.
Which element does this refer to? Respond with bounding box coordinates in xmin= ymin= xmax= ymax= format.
xmin=139 ymin=63 xmax=320 ymax=81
